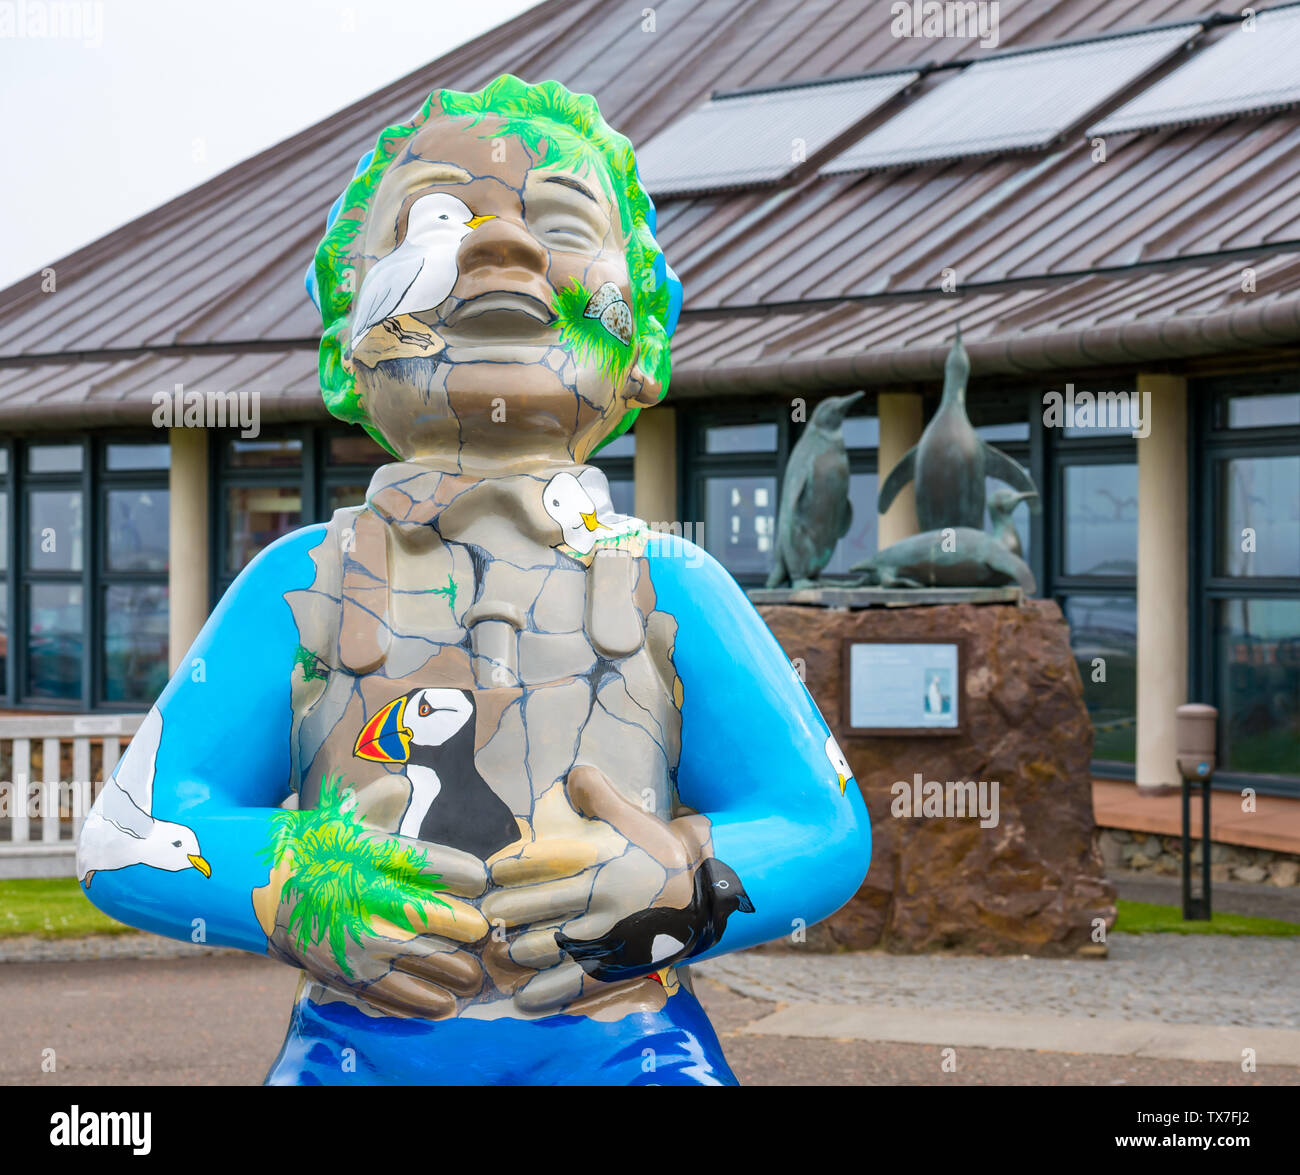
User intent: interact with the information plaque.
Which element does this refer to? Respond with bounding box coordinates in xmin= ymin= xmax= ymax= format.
xmin=842 ymin=638 xmax=966 ymax=736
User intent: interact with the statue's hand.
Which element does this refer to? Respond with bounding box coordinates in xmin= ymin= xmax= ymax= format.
xmin=255 ymin=813 xmax=493 ymax=1019
xmin=482 ymin=764 xmax=712 ymax=1014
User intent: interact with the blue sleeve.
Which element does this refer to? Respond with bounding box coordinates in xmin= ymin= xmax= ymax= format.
xmin=78 ymin=525 xmax=327 ymax=952
xmin=647 ymin=541 xmax=871 ymax=958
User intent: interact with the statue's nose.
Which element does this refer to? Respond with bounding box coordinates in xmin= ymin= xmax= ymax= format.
xmin=458 ymin=216 xmax=548 ymax=280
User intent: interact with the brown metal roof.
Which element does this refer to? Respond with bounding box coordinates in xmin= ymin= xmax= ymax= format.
xmin=2 ymin=0 xmax=1295 ymax=426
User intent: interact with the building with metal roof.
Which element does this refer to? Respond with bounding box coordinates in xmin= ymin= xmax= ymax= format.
xmin=0 ymin=0 xmax=1296 ymax=815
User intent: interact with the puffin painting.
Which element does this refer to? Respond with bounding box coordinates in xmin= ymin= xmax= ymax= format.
xmin=554 ymin=858 xmax=755 ymax=984
xmin=353 ymin=686 xmax=518 ymax=859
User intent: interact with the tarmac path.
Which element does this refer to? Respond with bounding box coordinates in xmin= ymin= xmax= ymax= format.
xmin=1 ymin=943 xmax=1297 ymax=1086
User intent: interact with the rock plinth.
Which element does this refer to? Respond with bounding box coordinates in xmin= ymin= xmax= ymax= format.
xmin=757 ymin=599 xmax=1116 ymax=956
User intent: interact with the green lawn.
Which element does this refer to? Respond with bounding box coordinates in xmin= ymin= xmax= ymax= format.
xmin=3 ymin=882 xmax=1298 ymax=942
xmin=1116 ymin=898 xmax=1300 ymax=937
xmin=0 ymin=878 xmax=135 ymax=939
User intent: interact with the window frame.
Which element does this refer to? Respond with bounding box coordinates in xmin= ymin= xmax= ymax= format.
xmin=1191 ymin=384 xmax=1300 ymax=796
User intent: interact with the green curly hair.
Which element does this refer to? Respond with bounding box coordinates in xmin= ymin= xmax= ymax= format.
xmin=310 ymin=75 xmax=673 ymax=457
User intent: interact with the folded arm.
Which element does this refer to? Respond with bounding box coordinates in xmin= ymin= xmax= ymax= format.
xmin=646 ymin=542 xmax=871 ymax=959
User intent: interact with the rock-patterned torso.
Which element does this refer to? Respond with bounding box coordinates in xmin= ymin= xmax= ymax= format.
xmin=277 ymin=460 xmax=690 ymax=1019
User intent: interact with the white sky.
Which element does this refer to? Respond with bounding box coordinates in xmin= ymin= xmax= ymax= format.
xmin=0 ymin=0 xmax=540 ymax=288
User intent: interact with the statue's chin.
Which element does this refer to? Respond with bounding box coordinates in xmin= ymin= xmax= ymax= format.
xmin=357 ymin=352 xmax=626 ymax=471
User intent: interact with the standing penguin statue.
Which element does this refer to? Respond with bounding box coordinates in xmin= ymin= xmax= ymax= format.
xmin=766 ymin=391 xmax=864 ymax=588
xmin=877 ymin=328 xmax=1039 ymax=530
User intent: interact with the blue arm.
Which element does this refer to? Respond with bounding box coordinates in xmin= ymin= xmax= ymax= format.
xmin=647 ymin=542 xmax=871 ymax=958
xmin=78 ymin=525 xmax=327 ymax=952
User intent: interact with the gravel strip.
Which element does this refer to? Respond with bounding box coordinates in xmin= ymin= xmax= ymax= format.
xmin=696 ymin=933 xmax=1300 ymax=1029
xmin=0 ymin=932 xmax=238 ymax=965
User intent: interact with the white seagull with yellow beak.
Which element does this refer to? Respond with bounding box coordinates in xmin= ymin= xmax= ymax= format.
xmin=544 ymin=471 xmax=606 ymax=554
xmin=350 ymin=193 xmax=494 ymax=345
xmin=77 ymin=707 xmax=210 ymax=887
xmin=825 ymin=734 xmax=853 ymax=796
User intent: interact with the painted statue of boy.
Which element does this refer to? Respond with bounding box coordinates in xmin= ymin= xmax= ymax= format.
xmin=77 ymin=76 xmax=871 ymax=1085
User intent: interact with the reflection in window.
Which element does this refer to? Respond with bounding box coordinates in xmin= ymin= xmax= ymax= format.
xmin=1063 ymin=595 xmax=1137 ymax=764
xmin=106 ymin=443 xmax=171 ymax=471
xmin=226 ymin=486 xmax=301 ymax=571
xmin=103 ymin=585 xmax=169 ymax=703
xmin=824 ymin=473 xmax=879 ymax=576
xmin=704 ymin=476 xmax=776 ymax=577
xmin=842 ymin=416 xmax=879 ymax=449
xmin=27 ymin=444 xmax=83 ymax=474
xmin=1218 ymin=456 xmax=1300 ymax=578
xmin=0 ymin=583 xmax=7 ymax=692
xmin=705 ymin=424 xmax=777 ymax=454
xmin=228 ymin=437 xmax=303 ymax=469
xmin=1063 ymin=464 xmax=1137 ymax=576
xmin=326 ymin=483 xmax=369 ymax=514
xmin=27 ymin=583 xmax=83 ymax=701
xmin=1223 ymin=393 xmax=1300 ymax=430
xmin=596 ymin=432 xmax=636 ymax=459
xmin=607 ymin=478 xmax=635 ymax=516
xmin=327 ymin=433 xmax=389 ymax=466
xmin=1216 ymin=599 xmax=1300 ymax=777
xmin=28 ymin=490 xmax=84 ymax=572
xmin=108 ymin=490 xmax=170 ymax=572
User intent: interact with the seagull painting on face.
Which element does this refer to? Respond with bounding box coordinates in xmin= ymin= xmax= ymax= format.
xmin=349 ymin=192 xmax=494 ymax=352
xmin=77 ymin=707 xmax=211 ymax=887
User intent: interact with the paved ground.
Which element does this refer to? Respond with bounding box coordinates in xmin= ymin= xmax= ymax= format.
xmin=2 ymin=934 xmax=1297 ymax=1086
xmin=1111 ymin=869 xmax=1300 ymax=924
xmin=698 ymin=933 xmax=1300 ymax=1028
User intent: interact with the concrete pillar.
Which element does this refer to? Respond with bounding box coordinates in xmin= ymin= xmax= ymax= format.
xmin=1135 ymin=375 xmax=1189 ymax=795
xmin=877 ymin=392 xmax=923 ymax=549
xmin=634 ymin=406 xmax=677 ymax=526
xmin=168 ymin=429 xmax=210 ymax=672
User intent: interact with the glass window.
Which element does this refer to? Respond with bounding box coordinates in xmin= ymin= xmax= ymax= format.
xmin=1221 ymin=393 xmax=1300 ymax=430
xmin=326 ymin=483 xmax=369 ymax=514
xmin=0 ymin=582 xmax=7 ymax=693
xmin=27 ymin=444 xmax=83 ymax=474
xmin=842 ymin=416 xmax=879 ymax=449
xmin=106 ymin=443 xmax=171 ymax=471
xmin=705 ymin=423 xmax=777 ymax=454
xmin=27 ymin=583 xmax=83 ymax=700
xmin=1215 ymin=599 xmax=1300 ymax=777
xmin=226 ymin=486 xmax=301 ymax=571
xmin=977 ymin=422 xmax=1031 ymax=442
xmin=1063 ymin=595 xmax=1137 ymax=765
xmin=0 ymin=489 xmax=6 ymax=572
xmin=1062 ymin=463 xmax=1137 ymax=576
xmin=1060 ymin=390 xmax=1141 ymax=437
xmin=596 ymin=432 xmax=636 ymax=459
xmin=824 ymin=473 xmax=879 ymax=576
xmin=28 ymin=489 xmax=84 ymax=572
xmin=327 ymin=433 xmax=389 ymax=466
xmin=1217 ymin=456 xmax=1300 ymax=578
xmin=107 ymin=489 xmax=170 ymax=573
xmin=607 ymin=478 xmax=635 ymax=516
xmin=704 ymin=475 xmax=776 ymax=577
xmin=228 ymin=437 xmax=302 ymax=469
xmin=103 ymin=585 xmax=169 ymax=703
xmin=0 ymin=448 xmax=9 ymax=475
